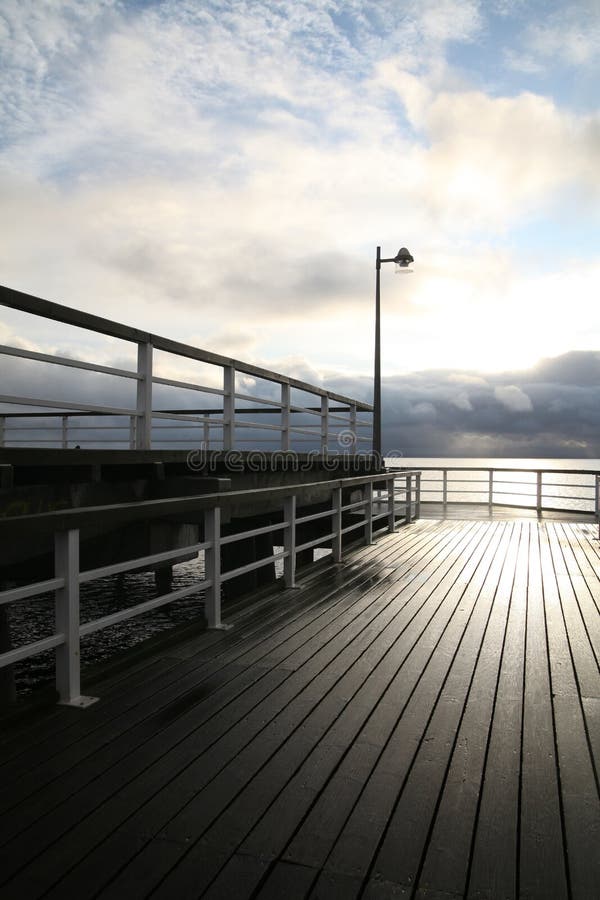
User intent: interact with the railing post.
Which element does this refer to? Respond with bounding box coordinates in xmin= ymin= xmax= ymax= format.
xmin=320 ymin=396 xmax=329 ymax=454
xmin=406 ymin=474 xmax=413 ymax=522
xmin=536 ymin=470 xmax=543 ymax=515
xmin=415 ymin=472 xmax=421 ymax=519
xmin=0 ymin=415 xmax=5 ymax=447
xmin=283 ymin=495 xmax=297 ymax=587
xmin=349 ymin=404 xmax=357 ymax=452
xmin=387 ymin=476 xmax=396 ymax=532
xmin=61 ymin=415 xmax=68 ymax=449
xmin=488 ymin=470 xmax=494 ymax=514
xmin=364 ymin=481 xmax=373 ymax=545
xmin=135 ymin=341 xmax=153 ymax=449
xmin=223 ymin=365 xmax=235 ymax=451
xmin=204 ymin=506 xmax=228 ymax=629
xmin=332 ymin=486 xmax=343 ymax=562
xmin=281 ymin=383 xmax=291 ymax=451
xmin=442 ymin=469 xmax=448 ymax=511
xmin=203 ymin=417 xmax=210 ymax=450
xmin=54 ymin=530 xmax=96 ymax=707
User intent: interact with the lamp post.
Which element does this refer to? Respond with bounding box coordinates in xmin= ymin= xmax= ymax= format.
xmin=373 ymin=245 xmax=414 ymax=460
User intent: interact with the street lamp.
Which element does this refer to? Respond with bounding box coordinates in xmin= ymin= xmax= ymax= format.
xmin=373 ymin=245 xmax=414 ymax=460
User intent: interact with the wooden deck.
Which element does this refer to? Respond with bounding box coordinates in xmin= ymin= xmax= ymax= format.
xmin=0 ymin=518 xmax=599 ymax=899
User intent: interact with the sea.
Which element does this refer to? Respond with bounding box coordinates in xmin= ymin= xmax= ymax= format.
xmin=7 ymin=457 xmax=600 ymax=696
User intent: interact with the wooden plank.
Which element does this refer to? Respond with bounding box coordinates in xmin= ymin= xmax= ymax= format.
xmin=467 ymin=522 xmax=528 ymax=900
xmin=360 ymin=525 xmax=512 ymax=894
xmin=518 ymin=523 xmax=568 ymax=899
xmin=1 ymin=520 xmax=597 ymax=900
xmin=22 ymin=524 xmax=482 ymax=889
xmin=413 ymin=521 xmax=517 ymax=897
xmin=97 ymin=527 xmax=483 ymax=898
xmin=0 ymin=526 xmax=459 ymax=894
xmin=554 ymin=523 xmax=600 ymax=663
xmin=136 ymin=525 xmax=493 ymax=898
xmin=275 ymin=524 xmax=501 ymax=887
xmin=546 ymin=526 xmax=600 ymax=700
xmin=539 ymin=523 xmax=600 ymax=900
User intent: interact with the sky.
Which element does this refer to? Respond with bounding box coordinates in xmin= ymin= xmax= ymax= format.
xmin=1 ymin=0 xmax=599 ymax=457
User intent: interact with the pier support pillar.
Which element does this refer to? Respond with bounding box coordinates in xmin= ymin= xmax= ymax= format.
xmin=154 ymin=565 xmax=173 ymax=596
xmin=221 ymin=525 xmax=277 ymax=600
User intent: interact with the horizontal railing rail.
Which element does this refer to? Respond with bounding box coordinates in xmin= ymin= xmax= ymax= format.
xmin=0 ymin=285 xmax=373 ymax=452
xmin=390 ymin=465 xmax=600 ymax=518
xmin=0 ymin=470 xmax=421 ymax=706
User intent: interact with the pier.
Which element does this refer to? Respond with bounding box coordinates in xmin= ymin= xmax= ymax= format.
xmin=0 ymin=516 xmax=599 ymax=898
xmin=1 ymin=287 xmax=599 ymax=898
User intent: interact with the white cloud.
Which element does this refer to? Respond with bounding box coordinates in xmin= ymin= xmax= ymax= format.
xmin=506 ymin=1 xmax=600 ymax=73
xmin=1 ymin=1 xmax=600 ymax=385
xmin=494 ymin=385 xmax=533 ymax=412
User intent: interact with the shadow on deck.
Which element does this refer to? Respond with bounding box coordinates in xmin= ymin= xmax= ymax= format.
xmin=0 ymin=517 xmax=599 ymax=899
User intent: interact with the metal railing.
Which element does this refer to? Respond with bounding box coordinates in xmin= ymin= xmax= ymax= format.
xmin=391 ymin=466 xmax=600 ymax=518
xmin=0 ymin=470 xmax=421 ymax=706
xmin=0 ymin=285 xmax=372 ymax=452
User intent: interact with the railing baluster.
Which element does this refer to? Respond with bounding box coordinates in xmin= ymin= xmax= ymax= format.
xmin=488 ymin=470 xmax=494 ymax=514
xmin=281 ymin=383 xmax=291 ymax=451
xmin=223 ymin=365 xmax=235 ymax=451
xmin=364 ymin=481 xmax=373 ymax=544
xmin=406 ymin=474 xmax=413 ymax=522
xmin=442 ymin=469 xmax=448 ymax=510
xmin=54 ymin=530 xmax=96 ymax=707
xmin=332 ymin=486 xmax=343 ymax=562
xmin=283 ymin=495 xmax=297 ymax=586
xmin=204 ymin=506 xmax=227 ymax=629
xmin=387 ymin=476 xmax=396 ymax=532
xmin=321 ymin=396 xmax=328 ymax=454
xmin=349 ymin=404 xmax=357 ymax=452
xmin=415 ymin=472 xmax=421 ymax=519
xmin=0 ymin=414 xmax=5 ymax=447
xmin=135 ymin=341 xmax=153 ymax=449
xmin=536 ymin=470 xmax=543 ymax=515
xmin=61 ymin=415 xmax=68 ymax=449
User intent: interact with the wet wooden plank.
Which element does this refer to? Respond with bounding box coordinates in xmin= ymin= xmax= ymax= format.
xmin=540 ymin=524 xmax=600 ymax=899
xmin=467 ymin=522 xmax=529 ymax=900
xmin=414 ymin=522 xmax=517 ymax=897
xmin=0 ymin=525 xmax=448 ymax=895
xmin=519 ymin=523 xmax=568 ymax=899
xmin=0 ymin=520 xmax=598 ymax=900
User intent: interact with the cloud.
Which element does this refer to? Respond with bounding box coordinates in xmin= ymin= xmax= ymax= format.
xmin=1 ymin=0 xmax=599 ymax=397
xmin=494 ymin=385 xmax=533 ymax=412
xmin=506 ymin=1 xmax=600 ymax=73
xmin=329 ymin=351 xmax=600 ymax=457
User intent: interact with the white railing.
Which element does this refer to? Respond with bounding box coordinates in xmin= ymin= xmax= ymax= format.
xmin=391 ymin=466 xmax=600 ymax=518
xmin=0 ymin=470 xmax=421 ymax=706
xmin=0 ymin=285 xmax=372 ymax=452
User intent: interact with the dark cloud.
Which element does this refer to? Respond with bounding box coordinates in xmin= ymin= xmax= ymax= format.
xmin=329 ymin=351 xmax=600 ymax=458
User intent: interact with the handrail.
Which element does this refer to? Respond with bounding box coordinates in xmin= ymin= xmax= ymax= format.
xmin=390 ymin=465 xmax=600 ymax=516
xmin=0 ymin=470 xmax=421 ymax=706
xmin=0 ymin=284 xmax=372 ymax=452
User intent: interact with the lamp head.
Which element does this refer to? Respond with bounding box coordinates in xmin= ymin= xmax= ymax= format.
xmin=393 ymin=247 xmax=414 ymax=267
